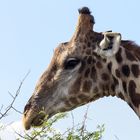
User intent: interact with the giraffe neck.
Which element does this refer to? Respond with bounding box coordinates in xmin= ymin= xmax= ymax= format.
xmin=107 ymin=43 xmax=140 ymax=118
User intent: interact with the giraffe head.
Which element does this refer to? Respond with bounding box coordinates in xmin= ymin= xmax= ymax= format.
xmin=23 ymin=7 xmax=123 ymax=130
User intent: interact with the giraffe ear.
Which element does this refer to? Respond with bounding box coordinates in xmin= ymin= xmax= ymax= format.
xmin=97 ymin=32 xmax=121 ymax=58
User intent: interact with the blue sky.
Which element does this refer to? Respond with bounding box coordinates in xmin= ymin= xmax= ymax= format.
xmin=0 ymin=0 xmax=140 ymax=139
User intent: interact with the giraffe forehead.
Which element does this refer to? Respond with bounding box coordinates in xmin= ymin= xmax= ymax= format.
xmin=53 ymin=34 xmax=104 ymax=66
xmin=54 ymin=45 xmax=81 ymax=63
xmin=53 ymin=45 xmax=69 ymax=64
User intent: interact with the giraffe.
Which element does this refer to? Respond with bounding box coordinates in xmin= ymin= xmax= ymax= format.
xmin=23 ymin=7 xmax=140 ymax=130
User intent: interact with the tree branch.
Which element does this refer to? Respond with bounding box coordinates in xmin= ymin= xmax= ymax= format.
xmin=0 ymin=71 xmax=30 ymax=120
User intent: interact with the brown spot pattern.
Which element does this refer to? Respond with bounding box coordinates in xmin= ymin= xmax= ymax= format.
xmin=107 ymin=62 xmax=112 ymax=72
xmin=131 ymin=64 xmax=139 ymax=78
xmin=70 ymin=77 xmax=81 ymax=94
xmin=122 ymin=81 xmax=127 ymax=93
xmin=96 ymin=61 xmax=103 ymax=69
xmin=83 ymin=45 xmax=86 ymax=49
xmin=115 ymin=69 xmax=121 ymax=78
xmin=84 ymin=56 xmax=88 ymax=60
xmin=65 ymin=101 xmax=71 ymax=107
xmin=128 ymin=80 xmax=140 ymax=107
xmin=88 ymin=42 xmax=91 ymax=47
xmin=125 ymin=49 xmax=136 ymax=61
xmin=118 ymin=92 xmax=124 ymax=100
xmin=93 ymin=86 xmax=99 ymax=93
xmin=115 ymin=48 xmax=122 ymax=63
xmin=101 ymin=73 xmax=109 ymax=81
xmin=89 ymin=94 xmax=101 ymax=102
xmin=79 ymin=37 xmax=84 ymax=43
xmin=111 ymin=76 xmax=119 ymax=92
xmin=78 ymin=94 xmax=89 ymax=102
xmin=87 ymin=56 xmax=92 ymax=64
xmin=121 ymin=65 xmax=130 ymax=77
xmin=91 ymin=66 xmax=97 ymax=82
xmin=111 ymin=84 xmax=115 ymax=92
xmin=84 ymin=68 xmax=90 ymax=77
xmin=79 ymin=60 xmax=86 ymax=73
xmin=82 ymin=80 xmax=92 ymax=93
xmin=86 ymin=49 xmax=91 ymax=55
xmin=92 ymin=58 xmax=96 ymax=63
xmin=70 ymin=97 xmax=79 ymax=104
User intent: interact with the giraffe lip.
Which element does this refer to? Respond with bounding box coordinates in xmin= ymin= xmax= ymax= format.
xmin=30 ymin=113 xmax=54 ymax=127
xmin=23 ymin=113 xmax=46 ymax=130
xmin=23 ymin=107 xmax=54 ymax=130
xmin=31 ymin=113 xmax=46 ymax=127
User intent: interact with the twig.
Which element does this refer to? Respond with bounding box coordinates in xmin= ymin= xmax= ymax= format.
xmin=11 ymin=106 xmax=23 ymax=114
xmin=0 ymin=71 xmax=30 ymax=120
xmin=14 ymin=131 xmax=28 ymax=139
xmin=62 ymin=123 xmax=82 ymax=136
xmin=80 ymin=104 xmax=90 ymax=138
xmin=114 ymin=135 xmax=120 ymax=140
xmin=8 ymin=91 xmax=14 ymax=99
xmin=14 ymin=129 xmax=35 ymax=140
xmin=0 ymin=105 xmax=3 ymax=113
xmin=71 ymin=111 xmax=75 ymax=130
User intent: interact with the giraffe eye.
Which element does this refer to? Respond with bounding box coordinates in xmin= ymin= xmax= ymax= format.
xmin=64 ymin=58 xmax=80 ymax=69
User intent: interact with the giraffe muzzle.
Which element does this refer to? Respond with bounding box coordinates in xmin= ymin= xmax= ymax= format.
xmin=23 ymin=106 xmax=47 ymax=130
xmin=23 ymin=96 xmax=55 ymax=130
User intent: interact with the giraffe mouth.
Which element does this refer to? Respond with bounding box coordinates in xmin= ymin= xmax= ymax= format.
xmin=23 ymin=109 xmax=54 ymax=130
xmin=23 ymin=113 xmax=44 ymax=130
xmin=31 ymin=113 xmax=46 ymax=127
xmin=31 ymin=113 xmax=54 ymax=126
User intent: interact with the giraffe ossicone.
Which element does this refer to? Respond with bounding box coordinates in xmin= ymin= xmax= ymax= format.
xmin=23 ymin=7 xmax=140 ymax=130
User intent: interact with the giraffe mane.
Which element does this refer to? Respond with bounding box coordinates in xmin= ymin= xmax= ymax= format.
xmin=121 ymin=40 xmax=140 ymax=60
